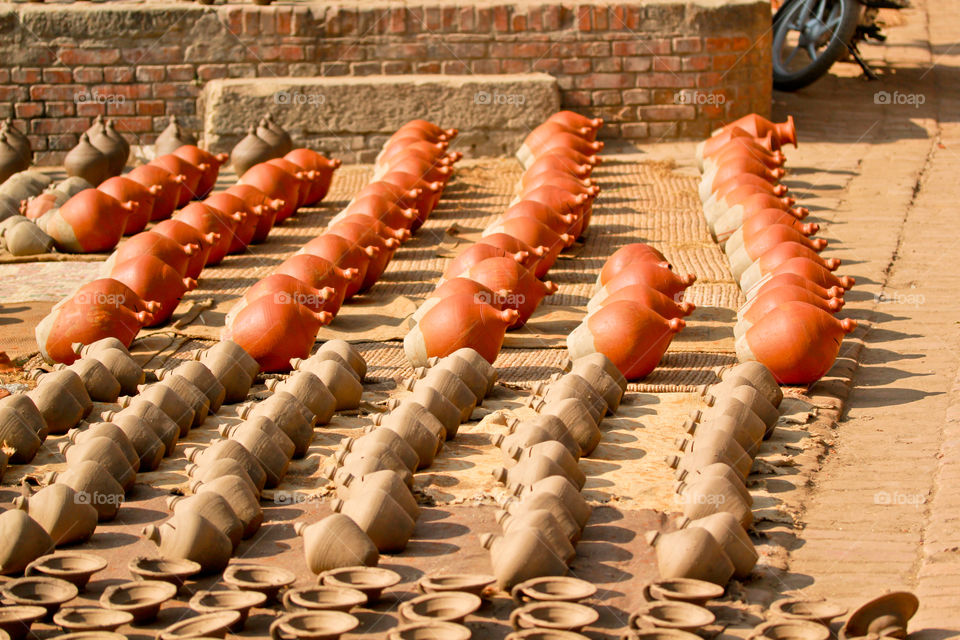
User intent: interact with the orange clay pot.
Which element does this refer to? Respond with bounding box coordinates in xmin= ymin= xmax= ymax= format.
xmin=727 ymin=209 xmax=819 ymax=251
xmin=224 ymin=296 xmax=331 ymax=373
xmin=737 ymin=241 xmax=841 ymax=291
xmin=524 ymin=153 xmax=593 ymax=180
xmin=98 ymin=176 xmax=160 ymax=236
xmin=477 ymin=234 xmax=547 ymax=271
xmin=151 ymin=219 xmax=219 ymax=280
xmin=380 ymin=155 xmax=453 ymax=185
xmin=404 ymin=293 xmax=519 ymax=367
xmin=351 ymin=181 xmax=421 ymax=215
xmin=45 ymin=189 xmax=136 ymax=253
xmin=703 ymin=157 xmax=785 ymax=195
xmin=443 ymin=243 xmax=532 ymax=280
xmin=393 ymin=120 xmax=457 ymax=142
xmin=380 ymin=136 xmax=447 ymax=160
xmin=239 ymin=163 xmax=302 ymax=222
xmin=739 ymin=283 xmax=844 ymax=326
xmin=720 ymin=114 xmax=797 ymax=148
xmin=521 ymin=122 xmax=596 ymax=156
xmin=174 ymin=201 xmax=243 ymax=266
xmin=300 ymin=234 xmax=380 ymax=299
xmin=274 ymin=253 xmax=359 ymax=316
xmin=379 ymin=171 xmax=444 ymax=221
xmin=151 ymin=153 xmax=208 ymax=206
xmin=702 ymin=131 xmax=781 ymax=161
xmin=518 ymin=171 xmax=599 ymax=197
xmin=706 ymin=143 xmax=786 ymax=171
xmin=592 ymin=283 xmax=695 ymax=319
xmin=745 ymin=271 xmax=845 ymax=300
xmin=459 ymin=257 xmax=558 ymax=328
xmin=172 ymin=145 xmax=229 ymax=198
xmin=737 ymin=223 xmax=827 ymax=260
xmin=500 ymin=200 xmax=580 ymax=238
xmin=110 ymin=231 xmax=198 ymax=277
xmin=409 ymin=277 xmax=505 ymax=325
xmin=326 ymin=221 xmax=401 ymax=291
xmin=225 ymin=184 xmax=282 ymax=243
xmin=598 ymin=244 xmax=668 ymax=287
xmin=266 ymin=158 xmax=311 ymax=207
xmin=698 ymin=126 xmax=775 ymax=160
xmin=536 ymin=146 xmax=601 ymax=168
xmin=240 ymin=273 xmax=334 ymax=314
xmin=599 ymin=261 xmax=696 ymax=300
xmin=736 ymin=301 xmax=855 ymax=384
xmin=524 ymin=132 xmax=603 ymax=162
xmin=69 ymin=278 xmax=160 ymax=316
xmin=204 ymin=192 xmax=260 ymax=253
xmin=547 ymin=111 xmax=604 ymax=135
xmin=126 ymin=164 xmax=184 ymax=221
xmin=482 ymin=218 xmax=573 ymax=278
xmin=340 ymin=194 xmax=418 ymax=231
xmin=331 ymin=213 xmax=410 ymax=243
xmin=752 ymin=257 xmax=855 ymax=294
xmin=707 ymin=172 xmax=788 ymax=204
xmin=518 ymin=185 xmax=591 ymax=221
xmin=283 ymin=149 xmax=341 ymax=205
xmin=567 ymin=300 xmax=685 ymax=380
xmin=109 ymin=254 xmax=197 ymax=326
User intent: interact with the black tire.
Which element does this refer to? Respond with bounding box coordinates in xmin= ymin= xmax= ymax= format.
xmin=772 ymin=0 xmax=861 ymax=91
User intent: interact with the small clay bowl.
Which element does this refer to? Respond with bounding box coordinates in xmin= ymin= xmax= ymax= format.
xmin=1 ymin=577 xmax=79 ymax=619
xmin=99 ymin=579 xmax=178 ymax=624
xmin=53 ymin=607 xmax=134 ymax=633
xmin=417 ymin=574 xmax=495 ymax=598
xmin=399 ymin=591 xmax=482 ymax=624
xmin=0 ymin=606 xmax=47 ymax=640
xmin=646 ymin=579 xmax=724 ymax=606
xmin=771 ymin=598 xmax=848 ymax=625
xmin=283 ymin=586 xmax=367 ymax=613
xmin=387 ymin=621 xmax=473 ymax=640
xmin=629 ymin=601 xmax=715 ymax=632
xmin=750 ymin=620 xmax=831 ymax=640
xmin=51 ymin=633 xmax=127 ymax=640
xmin=511 ymin=577 xmax=597 ymax=603
xmin=510 ymin=602 xmax=599 ymax=632
xmin=223 ymin=563 xmax=297 ymax=602
xmin=319 ymin=566 xmax=401 ymax=603
xmin=507 ymin=629 xmax=592 ymax=640
xmin=268 ymin=610 xmax=360 ymax=640
xmin=26 ymin=553 xmax=108 ymax=590
xmin=189 ymin=588 xmax=267 ymax=631
xmin=620 ymin=630 xmax=701 ymax=640
xmin=158 ymin=611 xmax=241 ymax=640
xmin=128 ymin=556 xmax=201 ymax=591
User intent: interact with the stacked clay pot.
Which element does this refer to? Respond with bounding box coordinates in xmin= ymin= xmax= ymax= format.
xmin=229 ymin=114 xmax=295 ymax=175
xmin=300 ymin=346 xmax=493 ymax=567
xmin=567 ymin=243 xmax=694 ymax=380
xmin=404 ymin=111 xmax=603 ymax=368
xmin=0 ymin=167 xmax=57 ymax=256
xmin=484 ymin=351 xmax=624 ymax=589
xmin=34 ymin=145 xmax=340 ymax=363
xmin=225 ymin=119 xmax=455 ymax=372
xmin=696 ymin=114 xmax=857 ymax=384
xmin=649 ymin=361 xmax=784 ymax=586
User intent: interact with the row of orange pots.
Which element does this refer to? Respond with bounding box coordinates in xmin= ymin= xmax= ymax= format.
xmin=224 ymin=119 xmax=458 ymax=372
xmin=404 ymin=111 xmax=604 ymax=368
xmin=698 ymin=114 xmax=856 ymax=384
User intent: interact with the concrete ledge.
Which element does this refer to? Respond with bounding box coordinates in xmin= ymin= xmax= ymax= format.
xmin=201 ymin=74 xmax=559 ymax=160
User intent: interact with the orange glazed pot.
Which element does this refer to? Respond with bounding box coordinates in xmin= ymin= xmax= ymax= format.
xmin=151 ymin=219 xmax=219 ymax=280
xmin=524 ymin=153 xmax=594 ymax=180
xmin=591 ymin=283 xmax=695 ymax=319
xmin=332 ymin=213 xmax=410 ymax=243
xmin=274 ymin=253 xmax=359 ymax=316
xmin=341 ymin=194 xmax=418 ymax=231
xmin=719 ymin=114 xmax=797 ymax=148
xmin=241 ymin=274 xmax=335 ymax=314
xmin=110 ymin=231 xmax=198 ymax=277
xmin=482 ymin=218 xmax=573 ymax=278
xmin=204 ymin=192 xmax=260 ymax=254
xmin=598 ymin=243 xmax=669 ymax=287
xmin=126 ymin=164 xmax=185 ymax=221
xmin=300 ymin=234 xmax=379 ymax=300
xmin=568 ymin=300 xmax=685 ymax=380
xmin=151 ymin=153 xmax=208 ymax=206
xmin=460 ymin=257 xmax=558 ymax=328
xmin=379 ymin=171 xmax=444 ymax=221
xmin=225 ymin=184 xmax=282 ymax=243
xmin=745 ymin=271 xmax=845 ymax=301
xmin=266 ymin=158 xmax=312 ymax=208
xmin=224 ymin=296 xmax=330 ymax=373
xmin=174 ymin=202 xmax=243 ymax=266
xmin=172 ymin=145 xmax=229 ymax=198
xmin=599 ymin=261 xmax=696 ymax=300
xmin=98 ymin=176 xmax=160 ymax=236
xmin=746 ymin=258 xmax=855 ymax=298
xmin=736 ymin=301 xmax=855 ymax=384
xmin=739 ymin=283 xmax=844 ymax=326
xmin=240 ymin=163 xmax=302 ymax=222
xmin=45 ymin=188 xmax=136 ymax=253
xmin=109 ymin=254 xmax=197 ymax=326
xmin=500 ymin=200 xmax=580 ymax=238
xmin=326 ymin=221 xmax=400 ymax=291
xmin=283 ymin=149 xmax=340 ymax=205
xmin=477 ymin=233 xmax=547 ymax=272
xmin=380 ymin=156 xmax=453 ymax=185
xmin=546 ymin=111 xmax=604 ymax=135
xmin=393 ymin=119 xmax=457 ymax=142
xmin=443 ymin=243 xmax=531 ymax=280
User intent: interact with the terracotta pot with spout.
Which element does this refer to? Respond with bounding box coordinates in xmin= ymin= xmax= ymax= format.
xmin=0 ymin=510 xmax=55 ymax=575
xmin=142 ymin=512 xmax=233 ymax=575
xmin=203 ymin=192 xmax=259 ymax=253
xmin=126 ymin=165 xmax=184 ymax=221
xmin=224 ymin=296 xmax=330 ymax=373
xmin=225 ymin=183 xmax=282 ymax=243
xmin=174 ymin=201 xmax=242 ymax=266
xmin=589 ymin=283 xmax=695 ymax=320
xmin=239 ymin=163 xmax=304 ymax=222
xmin=300 ymin=234 xmax=379 ymax=299
xmin=717 ymin=114 xmax=797 ymax=147
xmin=284 ymin=149 xmax=341 ymax=205
xmin=443 ymin=243 xmax=534 ymax=280
xmin=737 ymin=242 xmax=841 ymax=292
xmin=325 ymin=221 xmax=400 ymax=291
xmin=722 ymin=210 xmax=819 ymax=254
xmin=296 ymin=514 xmax=379 ymax=574
xmin=109 ymin=254 xmax=197 ymax=326
xmin=648 ymin=527 xmax=734 ymax=585
xmin=592 ymin=262 xmax=695 ymax=304
xmin=274 ymin=253 xmax=358 ymax=316
xmin=98 ymin=176 xmax=160 ymax=235
xmin=173 ymin=145 xmax=228 ymax=198
xmin=107 ymin=231 xmax=198 ymax=278
xmin=151 ymin=154 xmax=209 ymax=206
xmin=459 ymin=257 xmax=558 ymax=328
xmin=332 ymin=489 xmax=416 ymax=553
xmin=45 ymin=189 xmax=136 ymax=253
xmin=482 ymin=217 xmax=573 ymax=278
xmin=481 ymin=531 xmax=568 ymax=590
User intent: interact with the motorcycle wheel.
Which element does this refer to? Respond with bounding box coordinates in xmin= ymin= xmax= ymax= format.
xmin=772 ymin=0 xmax=861 ymax=91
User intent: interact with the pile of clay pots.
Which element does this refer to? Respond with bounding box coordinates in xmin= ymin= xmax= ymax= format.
xmin=649 ymin=361 xmax=782 ymax=590
xmin=0 ymin=118 xmax=33 ymax=184
xmin=34 ymin=129 xmax=340 ymax=365
xmin=569 ymin=243 xmax=695 ymax=380
xmin=697 ymin=114 xmax=857 ymax=384
xmin=405 ymin=110 xmax=603 ymax=368
xmin=483 ymin=352 xmax=622 ymax=590
xmin=225 ymin=119 xmax=456 ymax=372
xmin=0 ymin=171 xmax=84 ymax=257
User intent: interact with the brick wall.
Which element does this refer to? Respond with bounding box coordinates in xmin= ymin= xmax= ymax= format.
xmin=0 ymin=1 xmax=772 ymax=164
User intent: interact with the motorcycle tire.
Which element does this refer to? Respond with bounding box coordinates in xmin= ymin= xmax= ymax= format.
xmin=772 ymin=0 xmax=861 ymax=91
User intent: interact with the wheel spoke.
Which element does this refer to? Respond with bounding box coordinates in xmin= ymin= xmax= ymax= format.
xmin=807 ymin=43 xmax=819 ymax=59
xmin=784 ymin=46 xmax=802 ymax=64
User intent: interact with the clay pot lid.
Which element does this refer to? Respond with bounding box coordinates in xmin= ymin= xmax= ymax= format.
xmin=644 ymin=579 xmax=725 ymax=605
xmin=158 ymin=610 xmax=241 ymax=640
xmin=99 ymin=579 xmax=178 ymax=623
xmin=270 ymin=610 xmax=360 ymax=640
xmin=387 ymin=621 xmax=473 ymax=640
xmin=750 ymin=620 xmax=831 ymax=640
xmin=189 ymin=587 xmax=268 ymax=614
xmin=0 ymin=605 xmax=47 ymax=639
xmin=25 ymin=552 xmax=107 ymax=590
xmin=839 ymin=592 xmax=919 ymax=640
xmin=1 ymin=577 xmax=80 ymax=617
xmin=417 ymin=574 xmax=495 ymax=597
xmin=398 ymin=591 xmax=482 ymax=624
xmin=620 ymin=630 xmax=701 ymax=640
xmin=511 ymin=576 xmax=597 ymax=604
xmin=128 ymin=556 xmax=201 ymax=588
xmin=51 ymin=607 xmax=134 ymax=633
xmin=629 ymin=600 xmax=715 ymax=632
xmin=223 ymin=563 xmax=297 ymax=601
xmin=283 ymin=586 xmax=367 ymax=612
xmin=51 ymin=633 xmax=127 ymax=640
xmin=772 ymin=597 xmax=848 ymax=625
xmin=319 ymin=566 xmax=401 ymax=603
xmin=511 ymin=601 xmax=600 ymax=632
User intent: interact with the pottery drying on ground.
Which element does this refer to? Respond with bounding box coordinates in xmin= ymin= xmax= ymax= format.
xmin=647 ymin=528 xmax=734 ymax=586
xmin=0 ymin=510 xmax=55 ymax=575
xmin=405 ymin=293 xmax=519 ymax=367
xmin=154 ymin=115 xmax=198 ymax=156
xmin=46 ymin=460 xmax=124 ymax=521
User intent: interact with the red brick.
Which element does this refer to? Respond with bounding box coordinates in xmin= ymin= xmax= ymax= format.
xmin=152 ymin=83 xmax=199 ymax=99
xmin=136 ymin=100 xmax=165 ymax=116
xmin=713 ymin=54 xmax=739 ymax=71
xmin=593 ymin=57 xmax=623 ymax=72
xmin=26 ymin=135 xmax=46 ymax=151
xmin=260 ymin=8 xmax=276 ymax=35
xmin=648 ymin=122 xmax=678 ymax=138
xmin=611 ymin=6 xmax=628 ymax=30
xmin=29 ymin=84 xmax=84 ymax=101
xmin=614 ymin=39 xmax=670 ymax=56
xmin=46 ymin=134 xmax=77 ymax=151
xmin=416 ymin=62 xmax=442 ymax=74
xmin=92 ymin=84 xmax=151 ymax=100
xmin=257 ymin=63 xmax=288 ymax=76
xmin=278 ymin=45 xmax=304 ymax=62
xmin=635 ymin=73 xmax=696 ymax=88
xmin=543 ymin=6 xmax=562 ymax=30
xmin=441 ymin=6 xmax=457 ymax=31
xmin=577 ymin=6 xmax=591 ymax=31
xmin=0 ymin=86 xmax=27 ymax=102
xmin=386 ymin=7 xmax=404 ymax=33
xmin=563 ymin=91 xmax=592 ymax=107
xmin=136 ymin=66 xmax=166 ymax=83
xmin=501 ymin=59 xmax=527 ymax=73
xmin=705 ymin=37 xmax=733 ymax=52
xmin=224 ymin=7 xmax=243 ymax=35
xmin=653 ymin=56 xmax=681 ymax=72
xmin=528 ymin=7 xmax=542 ymax=31
xmin=382 ymin=61 xmax=411 ymax=74
xmin=459 ymin=7 xmax=475 ymax=31
xmin=0 ymin=70 xmax=8 ymax=84
xmin=442 ymin=60 xmax=469 ymax=74
xmin=673 ymin=37 xmax=702 ymax=53
xmin=42 ymin=68 xmax=73 ymax=84
xmin=15 ymin=103 xmax=43 ymax=119
xmin=164 ymin=101 xmax=195 ymax=116
xmin=624 ymin=6 xmax=642 ymax=30
xmin=471 ymin=59 xmax=500 ymax=74
xmin=76 ymin=102 xmax=105 ymax=117
xmin=577 ymin=42 xmax=611 ymax=57
xmin=624 ymin=57 xmax=652 ymax=72
xmin=166 ymin=65 xmax=194 ymax=81
xmin=106 ymin=100 xmax=135 ymax=116
xmin=682 ymin=55 xmax=712 ymax=72
xmin=321 ymin=62 xmax=348 ymax=76
xmin=276 ymin=7 xmax=293 ymax=34
xmin=425 ymin=7 xmax=442 ymax=31
xmin=493 ymin=6 xmax=509 ymax=31
xmin=696 ymin=72 xmax=723 ymax=87
xmin=511 ymin=13 xmax=527 ymax=32
xmin=475 ymin=7 xmax=492 ymax=31
xmin=351 ymin=62 xmax=381 ymax=76
xmin=623 ymin=89 xmax=651 ymax=105
xmin=45 ymin=102 xmax=75 ymax=118
xmin=112 ymin=116 xmax=153 ymax=133
xmin=30 ymin=118 xmax=88 ymax=134
xmin=731 ymin=36 xmax=753 ymax=51
xmin=242 ymin=8 xmax=260 ymax=35
xmin=446 ymin=43 xmax=486 ymax=58
xmin=228 ymin=64 xmax=257 ymax=78
xmin=577 ymin=73 xmax=634 ymax=90
xmin=12 ymin=68 xmax=41 ymax=84
xmin=490 ymin=42 xmax=550 ymax=59
xmin=639 ymin=105 xmax=696 ymax=121
xmin=621 ymin=122 xmax=649 ymax=138
xmin=73 ymin=67 xmax=104 ymax=83
xmin=104 ymin=67 xmax=134 ymax=83
xmin=197 ymin=64 xmax=228 ymax=81
xmin=562 ymin=59 xmax=592 ymax=74
xmin=59 ymin=48 xmax=121 ymax=65
xmin=593 ymin=90 xmax=622 ymax=106
xmin=592 ymin=6 xmax=608 ymax=30
xmin=532 ymin=58 xmax=562 ymax=74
